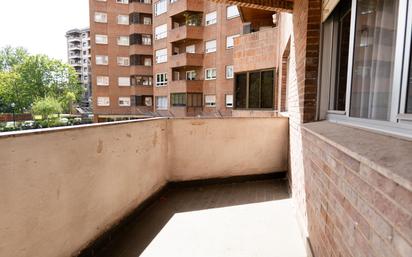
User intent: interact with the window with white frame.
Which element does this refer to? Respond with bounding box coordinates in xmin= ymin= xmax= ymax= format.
xmin=226 ymin=65 xmax=234 ymax=79
xmin=142 ymin=34 xmax=152 ymax=45
xmin=205 ymin=95 xmax=216 ymax=107
xmin=155 ymin=48 xmax=167 ymax=63
xmin=95 ymin=35 xmax=108 ymax=44
xmin=117 ymin=15 xmax=129 ymax=25
xmin=226 ymin=34 xmax=240 ymax=49
xmin=117 ymin=36 xmax=129 ymax=46
xmin=155 ymin=0 xmax=167 ymax=16
xmin=226 ymin=94 xmax=233 ymax=107
xmin=155 ymin=24 xmax=167 ymax=40
xmin=116 ymin=0 xmax=129 ymax=4
xmin=118 ymin=77 xmax=131 ymax=86
xmin=156 ymin=96 xmax=168 ymax=110
xmin=226 ymin=5 xmax=240 ymax=19
xmin=320 ymin=0 xmax=412 ymax=137
xmin=186 ymin=44 xmax=195 ymax=53
xmin=205 ymin=40 xmax=217 ymax=53
xmin=206 ymin=11 xmax=217 ymax=26
xmin=96 ymin=55 xmax=108 ymax=65
xmin=144 ymin=57 xmax=152 ymax=66
xmin=117 ymin=57 xmax=130 ymax=66
xmin=156 ymin=73 xmax=168 ymax=86
xmin=186 ymin=70 xmax=196 ymax=80
xmin=96 ymin=76 xmax=109 ymax=86
xmin=205 ymin=68 xmax=216 ymax=80
xmin=94 ymin=12 xmax=107 ymax=23
xmin=118 ymin=97 xmax=131 ymax=107
xmin=97 ymin=97 xmax=110 ymax=106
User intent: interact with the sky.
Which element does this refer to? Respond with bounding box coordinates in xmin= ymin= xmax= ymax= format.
xmin=0 ymin=0 xmax=90 ymax=62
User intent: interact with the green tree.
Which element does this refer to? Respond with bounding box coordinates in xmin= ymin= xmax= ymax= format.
xmin=31 ymin=97 xmax=62 ymax=126
xmin=0 ymin=46 xmax=29 ymax=71
xmin=61 ymin=91 xmax=76 ymax=114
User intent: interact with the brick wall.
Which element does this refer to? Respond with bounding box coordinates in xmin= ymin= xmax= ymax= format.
xmin=303 ymin=129 xmax=412 ymax=257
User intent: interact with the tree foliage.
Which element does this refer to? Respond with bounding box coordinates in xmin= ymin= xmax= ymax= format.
xmin=31 ymin=97 xmax=63 ymax=120
xmin=0 ymin=46 xmax=83 ymax=114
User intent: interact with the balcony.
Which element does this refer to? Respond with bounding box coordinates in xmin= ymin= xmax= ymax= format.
xmin=170 ymin=53 xmax=203 ymax=68
xmin=169 ymin=25 xmax=204 ymax=43
xmin=170 ymin=79 xmax=203 ymax=93
xmin=169 ymin=0 xmax=204 ymax=17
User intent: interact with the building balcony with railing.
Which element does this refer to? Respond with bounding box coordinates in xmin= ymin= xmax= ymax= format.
xmin=170 ymin=52 xmax=203 ymax=68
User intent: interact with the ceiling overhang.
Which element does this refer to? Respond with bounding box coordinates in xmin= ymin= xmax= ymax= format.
xmin=210 ymin=0 xmax=293 ymax=13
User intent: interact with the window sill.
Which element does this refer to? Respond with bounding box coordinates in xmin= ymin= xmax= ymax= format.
xmin=303 ymin=121 xmax=412 ymax=191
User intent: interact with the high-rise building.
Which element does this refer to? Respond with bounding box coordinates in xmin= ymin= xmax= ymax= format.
xmin=89 ymin=0 xmax=244 ymax=121
xmin=66 ymin=28 xmax=92 ymax=107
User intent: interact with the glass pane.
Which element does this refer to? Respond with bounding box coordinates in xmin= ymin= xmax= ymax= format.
xmin=350 ymin=0 xmax=399 ymax=120
xmin=248 ymin=72 xmax=261 ymax=108
xmin=334 ymin=3 xmax=351 ymax=110
xmin=407 ymin=42 xmax=412 ymax=113
xmin=261 ymin=71 xmax=274 ymax=108
xmin=235 ymin=74 xmax=247 ymax=108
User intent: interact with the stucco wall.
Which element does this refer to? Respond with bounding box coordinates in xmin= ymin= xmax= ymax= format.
xmin=167 ymin=118 xmax=289 ymax=181
xmin=0 ymin=117 xmax=288 ymax=257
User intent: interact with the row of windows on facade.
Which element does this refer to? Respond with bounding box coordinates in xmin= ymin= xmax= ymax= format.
xmin=95 ymin=66 xmax=234 ymax=87
xmin=93 ymin=3 xmax=239 ymax=24
xmin=96 ymin=94 xmax=233 ymax=109
xmin=319 ymin=0 xmax=412 ymax=136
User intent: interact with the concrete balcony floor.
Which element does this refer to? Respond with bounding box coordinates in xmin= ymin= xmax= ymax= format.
xmin=95 ymin=179 xmax=307 ymax=257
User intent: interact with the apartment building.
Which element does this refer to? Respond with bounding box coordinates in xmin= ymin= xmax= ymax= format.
xmin=89 ymin=0 xmax=249 ymax=120
xmin=90 ymin=0 xmax=154 ymax=121
xmin=66 ymin=28 xmax=92 ymax=106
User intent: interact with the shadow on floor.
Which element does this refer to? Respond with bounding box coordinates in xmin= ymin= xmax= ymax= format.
xmin=95 ymin=179 xmax=292 ymax=257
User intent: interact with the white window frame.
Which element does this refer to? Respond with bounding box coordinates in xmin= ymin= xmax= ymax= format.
xmin=205 ymin=95 xmax=216 ymax=107
xmin=118 ymin=97 xmax=131 ymax=107
xmin=205 ymin=68 xmax=217 ymax=80
xmin=323 ymin=0 xmax=412 ymax=139
xmin=96 ymin=55 xmax=108 ymax=65
xmin=155 ymin=0 xmax=167 ymax=16
xmin=116 ymin=0 xmax=129 ymax=4
xmin=143 ymin=17 xmax=152 ymax=25
xmin=117 ymin=15 xmax=129 ymax=25
xmin=186 ymin=70 xmax=196 ymax=80
xmin=117 ymin=57 xmax=130 ymax=66
xmin=97 ymin=97 xmax=110 ymax=107
xmin=96 ymin=76 xmax=109 ymax=86
xmin=117 ymin=36 xmax=130 ymax=46
xmin=206 ymin=11 xmax=217 ymax=26
xmin=95 ymin=35 xmax=108 ymax=44
xmin=226 ymin=65 xmax=234 ymax=79
xmin=205 ymin=40 xmax=217 ymax=53
xmin=226 ymin=34 xmax=240 ymax=49
xmin=156 ymin=72 xmax=168 ymax=87
xmin=155 ymin=48 xmax=168 ymax=64
xmin=186 ymin=44 xmax=195 ymax=53
xmin=226 ymin=5 xmax=240 ymax=19
xmin=156 ymin=96 xmax=168 ymax=110
xmin=94 ymin=12 xmax=107 ymax=23
xmin=118 ymin=77 xmax=131 ymax=87
xmin=226 ymin=94 xmax=233 ymax=108
xmin=155 ymin=24 xmax=167 ymax=40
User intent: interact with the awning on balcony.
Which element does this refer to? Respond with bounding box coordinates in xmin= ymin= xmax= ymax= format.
xmin=210 ymin=0 xmax=293 ymax=12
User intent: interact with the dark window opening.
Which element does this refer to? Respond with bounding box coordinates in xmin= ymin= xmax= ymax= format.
xmin=235 ymin=70 xmax=274 ymax=109
xmin=171 ymin=93 xmax=187 ymax=107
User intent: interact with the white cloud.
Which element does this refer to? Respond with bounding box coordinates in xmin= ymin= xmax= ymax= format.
xmin=0 ymin=0 xmax=89 ymax=62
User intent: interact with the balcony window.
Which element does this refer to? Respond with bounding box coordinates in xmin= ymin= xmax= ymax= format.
xmin=156 ymin=96 xmax=168 ymax=110
xmin=226 ymin=34 xmax=240 ymax=49
xmin=116 ymin=0 xmax=129 ymax=3
xmin=187 ymin=93 xmax=203 ymax=107
xmin=171 ymin=93 xmax=186 ymax=106
xmin=155 ymin=0 xmax=167 ymax=16
xmin=205 ymin=40 xmax=217 ymax=53
xmin=117 ymin=57 xmax=130 ymax=66
xmin=96 ymin=76 xmax=109 ymax=86
xmin=117 ymin=15 xmax=129 ymax=25
xmin=226 ymin=65 xmax=234 ymax=79
xmin=226 ymin=94 xmax=234 ymax=108
xmin=206 ymin=11 xmax=217 ymax=26
xmin=235 ymin=70 xmax=274 ymax=109
xmin=94 ymin=12 xmax=107 ymax=23
xmin=186 ymin=70 xmax=196 ymax=80
xmin=118 ymin=97 xmax=131 ymax=107
xmin=205 ymin=68 xmax=216 ymax=80
xmin=133 ymin=95 xmax=153 ymax=106
xmin=97 ymin=97 xmax=110 ymax=106
xmin=130 ymin=13 xmax=152 ymax=24
xmin=155 ymin=48 xmax=168 ymax=64
xmin=118 ymin=77 xmax=131 ymax=86
xmin=156 ymin=73 xmax=168 ymax=86
xmin=205 ymin=95 xmax=216 ymax=107
xmin=155 ymin=24 xmax=167 ymax=40
xmin=117 ymin=36 xmax=130 ymax=46
xmin=96 ymin=55 xmax=108 ymax=65
xmin=142 ymin=34 xmax=152 ymax=45
xmin=186 ymin=45 xmax=195 ymax=53
xmin=144 ymin=57 xmax=152 ymax=66
xmin=131 ymin=75 xmax=153 ymax=86
xmin=130 ymin=34 xmax=152 ymax=45
xmin=227 ymin=5 xmax=240 ymax=19
xmin=130 ymin=55 xmax=152 ymax=66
